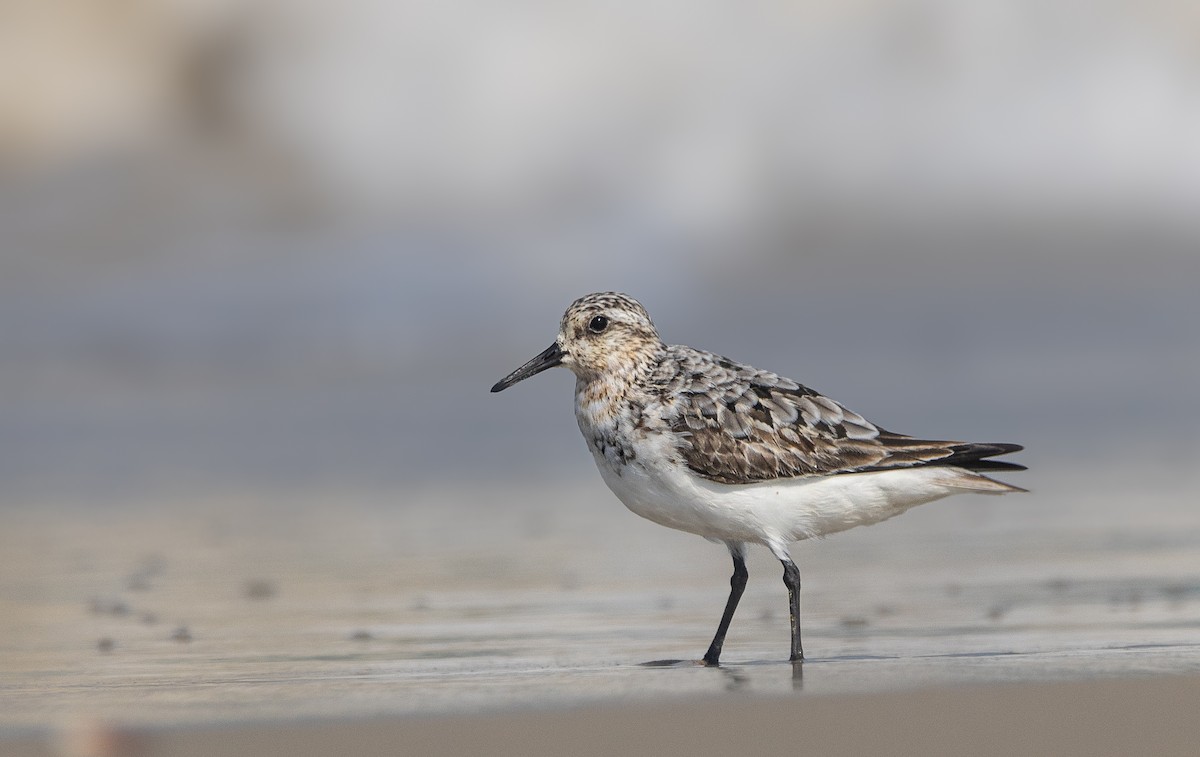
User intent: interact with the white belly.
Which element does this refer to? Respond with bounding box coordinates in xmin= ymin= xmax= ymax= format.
xmin=594 ymin=452 xmax=979 ymax=548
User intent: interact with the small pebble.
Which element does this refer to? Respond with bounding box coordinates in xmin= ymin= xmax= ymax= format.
xmin=97 ymin=638 xmax=115 ymax=653
xmin=170 ymin=627 xmax=192 ymax=643
xmin=243 ymin=579 xmax=277 ymax=601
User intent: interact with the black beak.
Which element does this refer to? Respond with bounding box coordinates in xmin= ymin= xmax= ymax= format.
xmin=490 ymin=343 xmax=565 ymax=392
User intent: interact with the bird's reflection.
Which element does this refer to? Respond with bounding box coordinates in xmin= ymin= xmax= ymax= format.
xmin=716 ymin=665 xmax=749 ymax=692
xmin=638 ymin=657 xmax=805 ymax=693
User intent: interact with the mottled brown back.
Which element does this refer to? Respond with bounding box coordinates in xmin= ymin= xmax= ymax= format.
xmin=658 ymin=347 xmax=1024 ymax=485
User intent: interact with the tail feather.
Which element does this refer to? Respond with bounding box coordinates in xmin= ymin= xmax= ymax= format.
xmin=936 ymin=442 xmax=1027 ymax=491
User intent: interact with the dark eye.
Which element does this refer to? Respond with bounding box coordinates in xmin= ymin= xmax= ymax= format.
xmin=587 ymin=315 xmax=609 ymax=334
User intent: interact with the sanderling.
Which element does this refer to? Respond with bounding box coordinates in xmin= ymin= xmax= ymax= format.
xmin=491 ymin=292 xmax=1025 ymax=665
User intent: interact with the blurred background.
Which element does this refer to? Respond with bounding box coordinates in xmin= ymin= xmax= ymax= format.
xmin=2 ymin=0 xmax=1198 ymax=508
xmin=4 ymin=2 xmax=1200 ymax=729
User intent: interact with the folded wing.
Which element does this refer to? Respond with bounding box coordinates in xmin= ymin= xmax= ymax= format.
xmin=666 ymin=351 xmax=1024 ymax=486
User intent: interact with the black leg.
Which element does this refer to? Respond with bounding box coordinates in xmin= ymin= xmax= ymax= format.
xmin=702 ymin=545 xmax=748 ymax=666
xmin=780 ymin=556 xmax=804 ymax=662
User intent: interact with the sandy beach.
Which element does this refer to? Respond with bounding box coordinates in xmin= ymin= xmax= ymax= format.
xmin=3 ymin=468 xmax=1199 ymax=755
xmin=4 ymin=675 xmax=1199 ymax=757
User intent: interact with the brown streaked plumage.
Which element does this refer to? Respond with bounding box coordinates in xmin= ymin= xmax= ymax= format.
xmin=655 ymin=346 xmax=1025 ymax=485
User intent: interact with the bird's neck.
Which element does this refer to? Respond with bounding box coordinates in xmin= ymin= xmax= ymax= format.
xmin=573 ymin=343 xmax=662 ymax=421
xmin=575 ymin=373 xmax=635 ymax=429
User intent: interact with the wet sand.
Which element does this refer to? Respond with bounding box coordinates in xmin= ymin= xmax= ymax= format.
xmin=2 ymin=469 xmax=1199 ymax=752
xmin=5 ymin=675 xmax=1200 ymax=757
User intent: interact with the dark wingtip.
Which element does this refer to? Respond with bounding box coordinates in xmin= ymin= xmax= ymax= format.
xmin=489 ymin=382 xmax=506 ymax=393
xmin=945 ymin=442 xmax=1026 ymax=473
xmin=965 ymin=460 xmax=1027 ymax=472
xmin=988 ymin=443 xmax=1024 ymax=455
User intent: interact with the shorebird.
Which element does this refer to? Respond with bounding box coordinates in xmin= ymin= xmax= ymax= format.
xmin=491 ymin=292 xmax=1025 ymax=665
